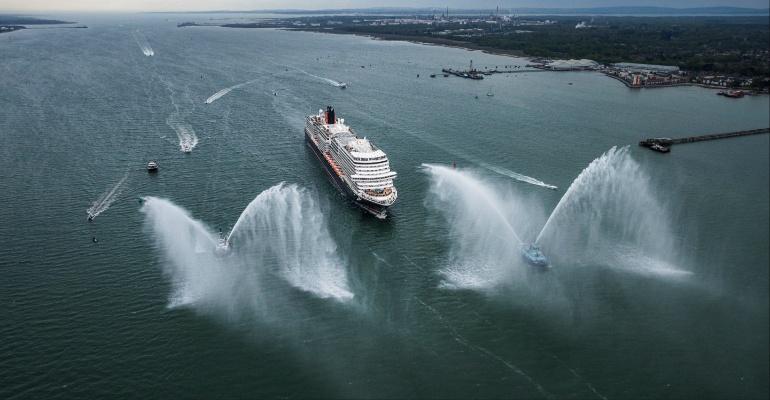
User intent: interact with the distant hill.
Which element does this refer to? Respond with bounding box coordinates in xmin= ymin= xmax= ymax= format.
xmin=0 ymin=15 xmax=73 ymax=25
xmin=158 ymin=6 xmax=769 ymax=16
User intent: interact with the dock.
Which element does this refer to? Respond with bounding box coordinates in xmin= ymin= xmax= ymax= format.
xmin=639 ymin=128 xmax=769 ymax=153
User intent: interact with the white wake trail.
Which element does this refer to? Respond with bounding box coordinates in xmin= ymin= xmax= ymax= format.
xmin=205 ymin=79 xmax=259 ymax=104
xmin=166 ymin=113 xmax=198 ymax=153
xmin=289 ymin=66 xmax=345 ymax=87
xmin=132 ymin=31 xmax=154 ymax=57
xmin=87 ymin=172 xmax=129 ymax=219
xmin=480 ymin=162 xmax=557 ymax=190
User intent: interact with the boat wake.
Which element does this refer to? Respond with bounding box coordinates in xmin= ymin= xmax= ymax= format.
xmin=166 ymin=113 xmax=198 ymax=153
xmin=132 ymin=31 xmax=154 ymax=56
xmin=140 ymin=183 xmax=352 ymax=315
xmin=291 ymin=66 xmax=345 ymax=87
xmin=480 ymin=162 xmax=557 ymax=190
xmin=205 ymin=79 xmax=259 ymax=104
xmin=87 ymin=172 xmax=128 ymax=220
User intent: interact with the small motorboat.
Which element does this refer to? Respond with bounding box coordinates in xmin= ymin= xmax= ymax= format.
xmin=430 ymin=74 xmax=436 ymax=78
xmin=147 ymin=160 xmax=159 ymax=172
xmin=521 ymin=244 xmax=549 ymax=268
xmin=338 ymin=82 xmax=347 ymax=89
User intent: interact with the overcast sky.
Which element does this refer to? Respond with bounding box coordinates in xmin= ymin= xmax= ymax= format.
xmin=2 ymin=0 xmax=767 ymax=12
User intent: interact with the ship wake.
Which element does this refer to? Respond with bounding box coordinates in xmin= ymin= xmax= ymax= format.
xmin=132 ymin=30 xmax=154 ymax=56
xmin=205 ymin=79 xmax=259 ymax=104
xmin=480 ymin=162 xmax=557 ymax=190
xmin=166 ymin=113 xmax=198 ymax=153
xmin=87 ymin=172 xmax=129 ymax=220
xmin=291 ymin=66 xmax=345 ymax=87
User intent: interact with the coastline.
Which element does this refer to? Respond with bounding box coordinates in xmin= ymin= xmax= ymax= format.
xmin=292 ymin=28 xmax=529 ymax=59
xmin=188 ymin=24 xmax=770 ymax=95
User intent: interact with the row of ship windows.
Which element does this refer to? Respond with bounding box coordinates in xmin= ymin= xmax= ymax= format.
xmin=353 ymin=176 xmax=394 ymax=181
xmin=353 ymin=156 xmax=386 ymax=162
xmin=356 ymin=166 xmax=390 ymax=173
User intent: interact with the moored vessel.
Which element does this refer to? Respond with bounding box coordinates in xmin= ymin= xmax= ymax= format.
xmin=305 ymin=106 xmax=397 ymax=219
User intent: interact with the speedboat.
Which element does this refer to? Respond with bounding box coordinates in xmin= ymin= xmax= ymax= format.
xmin=146 ymin=160 xmax=159 ymax=172
xmin=521 ymin=243 xmax=549 ymax=268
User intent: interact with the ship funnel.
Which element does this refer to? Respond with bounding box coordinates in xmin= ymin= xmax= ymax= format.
xmin=326 ymin=106 xmax=335 ymax=124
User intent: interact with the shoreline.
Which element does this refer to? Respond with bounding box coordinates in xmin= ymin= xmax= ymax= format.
xmin=193 ymin=24 xmax=770 ymax=95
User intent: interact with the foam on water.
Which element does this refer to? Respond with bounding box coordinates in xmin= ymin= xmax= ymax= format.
xmin=166 ymin=113 xmax=198 ymax=153
xmin=87 ymin=172 xmax=128 ymax=219
xmin=289 ymin=66 xmax=345 ymax=87
xmin=141 ymin=183 xmax=352 ymax=316
xmin=480 ymin=162 xmax=558 ymax=190
xmin=132 ymin=31 xmax=154 ymax=57
xmin=205 ymin=79 xmax=259 ymax=104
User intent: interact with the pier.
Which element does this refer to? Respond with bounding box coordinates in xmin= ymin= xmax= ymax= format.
xmin=441 ymin=59 xmax=547 ymax=80
xmin=639 ymin=128 xmax=769 ymax=153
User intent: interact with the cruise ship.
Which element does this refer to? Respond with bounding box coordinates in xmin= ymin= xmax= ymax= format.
xmin=305 ymin=106 xmax=397 ymax=218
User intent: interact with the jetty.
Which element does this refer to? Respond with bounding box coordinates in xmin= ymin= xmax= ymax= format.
xmin=639 ymin=128 xmax=769 ymax=153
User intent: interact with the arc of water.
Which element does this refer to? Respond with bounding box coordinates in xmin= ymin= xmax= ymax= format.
xmin=425 ymin=164 xmax=523 ymax=244
xmin=536 ymin=146 xmax=622 ymax=244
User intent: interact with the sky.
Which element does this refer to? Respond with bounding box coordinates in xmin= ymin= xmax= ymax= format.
xmin=1 ymin=0 xmax=767 ymax=12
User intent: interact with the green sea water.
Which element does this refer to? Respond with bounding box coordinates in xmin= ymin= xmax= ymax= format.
xmin=1 ymin=13 xmax=768 ymax=399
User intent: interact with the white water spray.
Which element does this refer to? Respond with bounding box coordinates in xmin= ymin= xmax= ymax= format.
xmin=226 ymin=183 xmax=353 ymax=300
xmin=423 ymin=164 xmax=528 ymax=289
xmin=424 ymin=147 xmax=691 ymax=288
xmin=535 ymin=146 xmax=689 ymax=278
xmin=141 ymin=183 xmax=352 ymax=314
xmin=87 ymin=172 xmax=128 ymax=219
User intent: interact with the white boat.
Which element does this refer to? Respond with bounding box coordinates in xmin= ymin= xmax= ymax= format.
xmin=304 ymin=106 xmax=397 ymax=218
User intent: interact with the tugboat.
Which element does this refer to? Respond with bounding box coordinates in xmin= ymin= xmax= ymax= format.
xmin=521 ymin=243 xmax=549 ymax=268
xmin=146 ymin=160 xmax=159 ymax=172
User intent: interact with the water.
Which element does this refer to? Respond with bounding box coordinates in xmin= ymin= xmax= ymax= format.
xmin=1 ymin=13 xmax=768 ymax=399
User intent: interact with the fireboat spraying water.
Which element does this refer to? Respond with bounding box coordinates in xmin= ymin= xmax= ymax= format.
xmin=520 ymin=243 xmax=549 ymax=268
